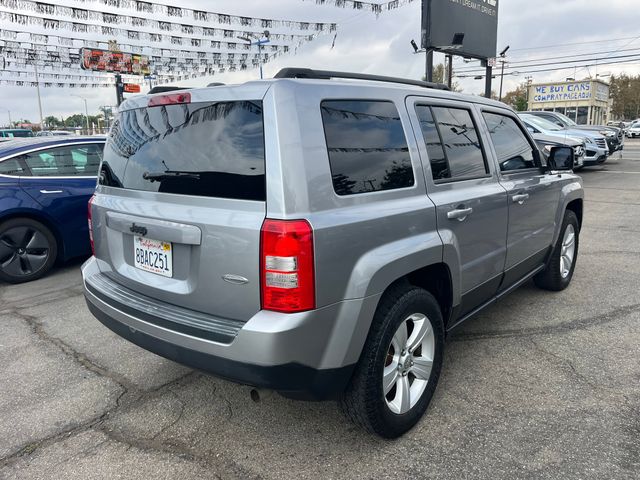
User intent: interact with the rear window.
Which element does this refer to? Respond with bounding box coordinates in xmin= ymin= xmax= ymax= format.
xmin=100 ymin=101 xmax=265 ymax=201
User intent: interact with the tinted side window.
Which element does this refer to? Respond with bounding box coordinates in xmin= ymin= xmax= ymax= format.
xmin=321 ymin=100 xmax=414 ymax=196
xmin=0 ymin=158 xmax=25 ymax=176
xmin=483 ymin=113 xmax=535 ymax=172
xmin=415 ymin=105 xmax=449 ymax=180
xmin=430 ymin=107 xmax=488 ymax=180
xmin=24 ymin=144 xmax=104 ymax=177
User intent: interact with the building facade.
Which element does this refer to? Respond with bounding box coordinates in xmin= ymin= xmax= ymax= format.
xmin=527 ymin=79 xmax=610 ymax=125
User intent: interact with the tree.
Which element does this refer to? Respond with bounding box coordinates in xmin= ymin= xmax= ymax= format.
xmin=43 ymin=115 xmax=63 ymax=129
xmin=501 ymin=83 xmax=529 ymax=111
xmin=609 ymin=74 xmax=640 ymax=120
xmin=423 ymin=63 xmax=462 ymax=92
xmin=64 ymin=114 xmax=86 ymax=128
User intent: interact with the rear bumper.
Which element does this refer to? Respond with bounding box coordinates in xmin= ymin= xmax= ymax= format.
xmin=82 ymin=257 xmax=380 ymax=399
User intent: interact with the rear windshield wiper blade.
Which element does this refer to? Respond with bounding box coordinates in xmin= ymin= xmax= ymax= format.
xmin=142 ymin=170 xmax=201 ymax=182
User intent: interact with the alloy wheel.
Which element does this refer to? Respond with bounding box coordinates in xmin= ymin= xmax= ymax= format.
xmin=383 ymin=313 xmax=435 ymax=415
xmin=0 ymin=226 xmax=51 ymax=277
xmin=560 ymin=224 xmax=576 ymax=279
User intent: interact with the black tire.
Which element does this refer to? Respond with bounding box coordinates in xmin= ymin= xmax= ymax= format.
xmin=339 ymin=283 xmax=444 ymax=438
xmin=534 ymin=210 xmax=579 ymax=291
xmin=0 ymin=218 xmax=58 ymax=284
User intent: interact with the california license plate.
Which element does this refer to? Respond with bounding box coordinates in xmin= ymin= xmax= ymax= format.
xmin=133 ymin=236 xmax=173 ymax=278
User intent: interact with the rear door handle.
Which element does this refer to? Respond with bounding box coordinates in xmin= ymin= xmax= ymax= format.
xmin=39 ymin=189 xmax=64 ymax=194
xmin=447 ymin=207 xmax=473 ymax=221
xmin=512 ymin=193 xmax=530 ymax=205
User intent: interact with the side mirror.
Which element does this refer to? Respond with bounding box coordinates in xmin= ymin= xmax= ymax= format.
xmin=548 ymin=146 xmax=574 ymax=171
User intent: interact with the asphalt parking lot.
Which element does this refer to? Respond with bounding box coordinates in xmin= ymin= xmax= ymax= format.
xmin=1 ymin=142 xmax=639 ymax=480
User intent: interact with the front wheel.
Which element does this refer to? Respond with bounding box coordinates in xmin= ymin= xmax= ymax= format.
xmin=0 ymin=218 xmax=58 ymax=284
xmin=534 ymin=210 xmax=579 ymax=291
xmin=339 ymin=284 xmax=444 ymax=438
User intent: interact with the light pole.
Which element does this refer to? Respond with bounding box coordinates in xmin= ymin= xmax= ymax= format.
xmin=498 ymin=45 xmax=510 ymax=102
xmin=525 ymin=75 xmax=533 ymax=104
xmin=0 ymin=107 xmax=11 ymax=127
xmin=72 ymin=94 xmax=90 ymax=134
xmin=238 ymin=31 xmax=270 ymax=79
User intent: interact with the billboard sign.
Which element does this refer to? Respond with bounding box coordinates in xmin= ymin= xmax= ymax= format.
xmin=123 ymin=83 xmax=141 ymax=93
xmin=423 ymin=0 xmax=499 ymax=60
xmin=80 ymin=48 xmax=151 ymax=76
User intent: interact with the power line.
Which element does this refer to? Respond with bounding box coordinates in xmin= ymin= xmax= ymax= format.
xmin=454 ymin=47 xmax=640 ymax=73
xmin=456 ymin=57 xmax=640 ymax=79
xmin=455 ymin=53 xmax=640 ymax=76
xmin=508 ymin=36 xmax=640 ymax=52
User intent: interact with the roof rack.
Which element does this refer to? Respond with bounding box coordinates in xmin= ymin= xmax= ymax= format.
xmin=274 ymin=68 xmax=450 ymax=91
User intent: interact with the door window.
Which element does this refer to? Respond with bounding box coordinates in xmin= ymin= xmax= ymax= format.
xmin=0 ymin=158 xmax=25 ymax=176
xmin=23 ymin=144 xmax=104 ymax=177
xmin=482 ymin=112 xmax=536 ymax=172
xmin=321 ymin=100 xmax=414 ymax=195
xmin=416 ymin=105 xmax=488 ymax=182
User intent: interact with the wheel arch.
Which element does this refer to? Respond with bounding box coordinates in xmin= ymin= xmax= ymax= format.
xmin=566 ymin=198 xmax=583 ymax=229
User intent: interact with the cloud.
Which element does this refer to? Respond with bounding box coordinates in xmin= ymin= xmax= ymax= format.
xmin=0 ymin=0 xmax=637 ymax=122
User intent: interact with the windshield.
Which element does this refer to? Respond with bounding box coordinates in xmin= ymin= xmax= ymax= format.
xmin=520 ymin=114 xmax=563 ymax=132
xmin=553 ymin=112 xmax=577 ymax=127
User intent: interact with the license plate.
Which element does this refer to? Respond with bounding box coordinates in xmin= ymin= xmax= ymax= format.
xmin=133 ymin=236 xmax=173 ymax=278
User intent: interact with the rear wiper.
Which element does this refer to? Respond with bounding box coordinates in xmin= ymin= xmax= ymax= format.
xmin=142 ymin=170 xmax=201 ymax=182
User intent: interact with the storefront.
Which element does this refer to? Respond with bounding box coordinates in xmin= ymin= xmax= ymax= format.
xmin=527 ymin=79 xmax=610 ymax=125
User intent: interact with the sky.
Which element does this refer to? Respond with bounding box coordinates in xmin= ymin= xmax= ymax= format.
xmin=1 ymin=0 xmax=639 ymax=123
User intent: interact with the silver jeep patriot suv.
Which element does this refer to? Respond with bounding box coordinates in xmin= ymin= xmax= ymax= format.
xmin=83 ymin=68 xmax=584 ymax=438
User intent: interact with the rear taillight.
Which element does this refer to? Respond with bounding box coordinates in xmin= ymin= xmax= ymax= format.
xmin=148 ymin=92 xmax=191 ymax=107
xmin=260 ymin=219 xmax=315 ymax=313
xmin=88 ymin=194 xmax=95 ymax=255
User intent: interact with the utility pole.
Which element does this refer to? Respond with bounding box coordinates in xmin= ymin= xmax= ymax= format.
xmin=498 ymin=59 xmax=506 ymax=101
xmin=446 ymin=54 xmax=453 ymax=89
xmin=34 ymin=63 xmax=44 ymax=130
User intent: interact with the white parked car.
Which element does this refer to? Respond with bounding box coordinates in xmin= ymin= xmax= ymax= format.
xmin=626 ymin=122 xmax=640 ymax=138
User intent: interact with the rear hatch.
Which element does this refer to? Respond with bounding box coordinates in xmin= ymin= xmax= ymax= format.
xmin=91 ymin=91 xmax=267 ymax=322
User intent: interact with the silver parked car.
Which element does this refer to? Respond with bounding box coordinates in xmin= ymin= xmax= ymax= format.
xmin=531 ymin=132 xmax=585 ymax=170
xmin=83 ymin=69 xmax=584 ymax=438
xmin=519 ymin=114 xmax=608 ymax=166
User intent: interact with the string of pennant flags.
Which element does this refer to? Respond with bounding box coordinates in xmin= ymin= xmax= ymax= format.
xmin=0 ymin=0 xmax=338 ymax=33
xmin=0 ymin=0 xmax=415 ymax=88
xmin=301 ymin=0 xmax=417 ymax=13
xmin=0 ymin=13 xmax=325 ymax=47
xmin=0 ymin=29 xmax=308 ymax=60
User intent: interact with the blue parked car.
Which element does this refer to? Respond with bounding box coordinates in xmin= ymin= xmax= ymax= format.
xmin=0 ymin=136 xmax=105 ymax=283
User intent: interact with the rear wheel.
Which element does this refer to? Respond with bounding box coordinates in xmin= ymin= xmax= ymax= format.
xmin=339 ymin=284 xmax=444 ymax=438
xmin=0 ymin=218 xmax=57 ymax=284
xmin=534 ymin=210 xmax=579 ymax=291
